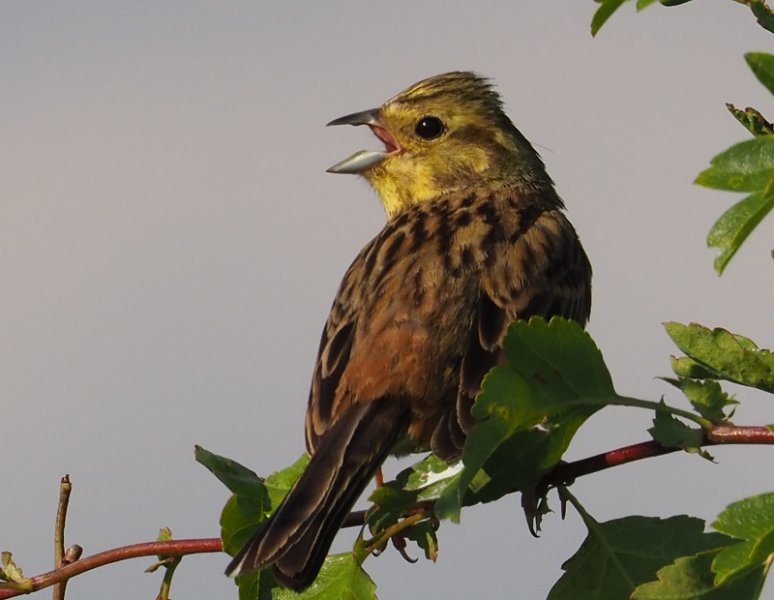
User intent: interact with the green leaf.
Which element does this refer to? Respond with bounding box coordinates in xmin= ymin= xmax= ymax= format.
xmin=591 ymin=0 xmax=629 ymax=36
xmin=707 ymin=190 xmax=774 ymax=273
xmin=235 ymin=570 xmax=281 ymax=600
xmin=221 ymin=494 xmax=269 ymax=555
xmin=661 ymin=377 xmax=737 ymax=422
xmin=750 ymin=1 xmax=774 ymax=34
xmin=549 ymin=515 xmax=731 ymax=599
xmin=637 ymin=0 xmax=660 ymax=9
xmin=366 ymin=482 xmax=419 ymax=532
xmin=440 ymin=317 xmax=614 ymax=519
xmin=200 ymin=447 xmax=307 ymax=564
xmin=747 ymin=52 xmax=774 ymax=94
xmin=0 ymin=552 xmax=25 ymax=584
xmin=272 ymin=554 xmax=377 ymax=600
xmin=264 ymin=455 xmax=309 ymax=508
xmin=403 ymin=520 xmax=439 ymax=562
xmin=670 ymin=355 xmax=716 ymax=379
xmin=726 ymin=103 xmax=774 ymax=137
xmin=660 ymin=0 xmax=694 ymax=5
xmin=195 ymin=445 xmax=265 ymax=497
xmin=648 ymin=408 xmax=705 ymax=451
xmin=695 ymin=136 xmax=774 ymax=192
xmin=712 ymin=493 xmax=774 ymax=587
xmin=631 ymin=548 xmax=766 ymax=599
xmin=399 ymin=453 xmax=463 ymax=502
xmin=665 ymin=323 xmax=774 ymax=393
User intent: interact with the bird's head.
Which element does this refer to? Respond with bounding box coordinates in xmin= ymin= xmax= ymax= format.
xmin=327 ymin=71 xmax=550 ymax=218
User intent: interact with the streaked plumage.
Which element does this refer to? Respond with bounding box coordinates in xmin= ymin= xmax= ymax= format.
xmin=226 ymin=71 xmax=592 ymax=590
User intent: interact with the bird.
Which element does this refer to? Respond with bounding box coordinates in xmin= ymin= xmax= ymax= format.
xmin=225 ymin=71 xmax=592 ymax=590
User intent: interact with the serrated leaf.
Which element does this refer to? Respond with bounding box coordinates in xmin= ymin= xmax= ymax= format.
xmin=665 ymin=323 xmax=774 ymax=393
xmin=669 ymin=356 xmax=716 ymax=379
xmin=272 ymin=554 xmax=377 ymax=600
xmin=707 ymin=190 xmax=774 ymax=273
xmin=367 ymin=482 xmax=419 ymax=532
xmin=631 ymin=548 xmax=765 ymax=599
xmin=195 ymin=445 xmax=265 ymax=497
xmin=370 ymin=456 xmax=457 ymax=532
xmin=549 ymin=515 xmax=731 ymax=600
xmin=236 ymin=570 xmax=282 ymax=600
xmin=726 ymin=103 xmax=774 ymax=137
xmin=747 ymin=52 xmax=774 ymax=95
xmin=649 ymin=409 xmax=705 ymax=449
xmin=390 ymin=455 xmax=464 ymax=513
xmin=0 ymin=552 xmax=24 ymax=583
xmin=591 ymin=0 xmax=629 ymax=36
xmin=695 ymin=136 xmax=774 ymax=192
xmin=212 ymin=452 xmax=307 ymax=560
xmin=441 ymin=318 xmax=614 ymax=520
xmin=501 ymin=317 xmax=615 ymax=398
xmin=662 ymin=378 xmax=736 ymax=422
xmin=264 ymin=455 xmax=309 ymax=507
xmin=712 ymin=493 xmax=774 ymax=587
xmin=670 ymin=355 xmax=716 ymax=379
xmin=220 ymin=493 xmax=269 ymax=555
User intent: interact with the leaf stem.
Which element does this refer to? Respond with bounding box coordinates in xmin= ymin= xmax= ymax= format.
xmin=363 ymin=512 xmax=428 ymax=557
xmin=608 ymin=395 xmax=714 ymax=429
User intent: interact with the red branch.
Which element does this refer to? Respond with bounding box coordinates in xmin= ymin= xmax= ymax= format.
xmin=0 ymin=539 xmax=222 ymax=599
xmin=545 ymin=424 xmax=774 ymax=487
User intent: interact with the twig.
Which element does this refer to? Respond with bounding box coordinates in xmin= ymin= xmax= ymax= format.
xmin=0 ymin=539 xmax=222 ymax=599
xmin=546 ymin=423 xmax=774 ymax=487
xmin=707 ymin=424 xmax=774 ymax=444
xmin=52 ymin=476 xmax=72 ymax=600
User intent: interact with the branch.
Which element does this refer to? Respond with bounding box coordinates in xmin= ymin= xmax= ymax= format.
xmin=3 ymin=425 xmax=771 ymax=597
xmin=546 ymin=423 xmax=774 ymax=487
xmin=52 ymin=475 xmax=73 ymax=600
xmin=334 ymin=424 xmax=774 ymax=537
xmin=0 ymin=539 xmax=222 ymax=599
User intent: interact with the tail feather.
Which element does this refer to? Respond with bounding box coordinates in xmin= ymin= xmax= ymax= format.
xmin=225 ymin=396 xmax=410 ymax=590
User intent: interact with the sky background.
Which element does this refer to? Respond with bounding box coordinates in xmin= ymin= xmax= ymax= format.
xmin=3 ymin=2 xmax=773 ymax=598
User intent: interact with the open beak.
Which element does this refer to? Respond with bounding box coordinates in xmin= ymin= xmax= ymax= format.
xmin=326 ymin=108 xmax=401 ymax=174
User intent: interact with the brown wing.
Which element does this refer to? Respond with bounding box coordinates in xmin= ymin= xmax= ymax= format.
xmin=431 ymin=207 xmax=592 ymax=459
xmin=304 ymin=244 xmax=369 ymax=454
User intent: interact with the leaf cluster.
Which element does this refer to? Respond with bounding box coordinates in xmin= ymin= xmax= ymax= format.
xmin=200 ymin=317 xmax=774 ymax=599
xmin=592 ymin=2 xmax=774 ymax=273
xmin=592 ymin=0 xmax=774 ymax=37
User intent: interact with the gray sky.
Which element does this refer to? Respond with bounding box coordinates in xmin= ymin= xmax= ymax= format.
xmin=3 ymin=2 xmax=773 ymax=598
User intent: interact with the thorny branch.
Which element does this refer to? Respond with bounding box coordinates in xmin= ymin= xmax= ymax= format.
xmin=1 ymin=423 xmax=772 ymax=598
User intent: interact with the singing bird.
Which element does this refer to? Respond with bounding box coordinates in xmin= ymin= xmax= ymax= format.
xmin=226 ymin=72 xmax=592 ymax=589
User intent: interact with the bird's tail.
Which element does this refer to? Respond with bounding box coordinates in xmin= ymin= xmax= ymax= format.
xmin=225 ymin=396 xmax=410 ymax=590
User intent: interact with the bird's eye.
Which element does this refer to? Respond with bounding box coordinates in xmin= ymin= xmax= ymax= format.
xmin=414 ymin=116 xmax=445 ymax=140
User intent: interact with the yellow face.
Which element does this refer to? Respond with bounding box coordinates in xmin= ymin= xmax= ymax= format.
xmin=328 ymin=72 xmax=547 ymax=218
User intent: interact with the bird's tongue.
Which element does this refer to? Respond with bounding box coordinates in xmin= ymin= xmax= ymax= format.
xmin=326 ymin=122 xmax=399 ymax=174
xmin=369 ymin=125 xmax=400 ymax=153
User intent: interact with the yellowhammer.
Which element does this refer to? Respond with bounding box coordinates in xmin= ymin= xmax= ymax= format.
xmin=226 ymin=71 xmax=592 ymax=589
